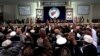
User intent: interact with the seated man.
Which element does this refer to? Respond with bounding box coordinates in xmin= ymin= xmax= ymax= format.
xmin=82 ymin=35 xmax=97 ymax=56
xmin=34 ymin=28 xmax=53 ymax=56
xmin=0 ymin=28 xmax=25 ymax=56
xmin=0 ymin=39 xmax=23 ymax=56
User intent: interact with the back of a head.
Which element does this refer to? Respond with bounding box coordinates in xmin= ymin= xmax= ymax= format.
xmin=39 ymin=28 xmax=46 ymax=38
xmin=40 ymin=28 xmax=46 ymax=34
xmin=22 ymin=45 xmax=33 ymax=56
xmin=54 ymin=28 xmax=61 ymax=34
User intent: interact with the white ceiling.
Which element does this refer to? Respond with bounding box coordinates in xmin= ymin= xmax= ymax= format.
xmin=71 ymin=0 xmax=100 ymax=4
xmin=0 ymin=0 xmax=100 ymax=4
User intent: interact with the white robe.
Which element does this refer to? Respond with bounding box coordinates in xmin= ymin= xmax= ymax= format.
xmin=92 ymin=28 xmax=97 ymax=48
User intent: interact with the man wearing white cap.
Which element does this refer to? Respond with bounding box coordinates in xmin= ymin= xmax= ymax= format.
xmin=86 ymin=25 xmax=98 ymax=47
xmin=0 ymin=40 xmax=21 ymax=56
xmin=82 ymin=35 xmax=97 ymax=56
xmin=0 ymin=34 xmax=25 ymax=56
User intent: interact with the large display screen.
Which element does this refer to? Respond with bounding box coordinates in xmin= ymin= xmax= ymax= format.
xmin=19 ymin=6 xmax=31 ymax=16
xmin=43 ymin=6 xmax=65 ymax=22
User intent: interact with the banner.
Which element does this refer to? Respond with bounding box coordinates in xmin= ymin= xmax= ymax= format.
xmin=43 ymin=6 xmax=65 ymax=22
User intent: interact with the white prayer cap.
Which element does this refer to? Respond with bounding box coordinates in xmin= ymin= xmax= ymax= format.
xmin=56 ymin=36 xmax=67 ymax=45
xmin=71 ymin=29 xmax=73 ymax=32
xmin=2 ymin=27 xmax=5 ymax=30
xmin=84 ymin=35 xmax=93 ymax=43
xmin=86 ymin=25 xmax=90 ymax=28
xmin=30 ymin=29 xmax=35 ymax=33
xmin=9 ymin=31 xmax=16 ymax=37
xmin=37 ymin=38 xmax=43 ymax=47
xmin=8 ymin=29 xmax=11 ymax=31
xmin=2 ymin=39 xmax=12 ymax=47
xmin=70 ymin=25 xmax=73 ymax=28
xmin=26 ymin=33 xmax=29 ymax=36
xmin=77 ymin=33 xmax=81 ymax=38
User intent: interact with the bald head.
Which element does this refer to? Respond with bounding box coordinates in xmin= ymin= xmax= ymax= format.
xmin=54 ymin=29 xmax=61 ymax=34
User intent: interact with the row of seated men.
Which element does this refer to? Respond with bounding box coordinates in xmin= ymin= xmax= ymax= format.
xmin=0 ymin=22 xmax=98 ymax=56
xmin=36 ymin=18 xmax=73 ymax=23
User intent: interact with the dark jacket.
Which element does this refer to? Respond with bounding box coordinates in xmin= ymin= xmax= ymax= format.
xmin=83 ymin=44 xmax=97 ymax=56
xmin=0 ymin=42 xmax=23 ymax=56
xmin=33 ymin=37 xmax=53 ymax=56
xmin=0 ymin=34 xmax=24 ymax=56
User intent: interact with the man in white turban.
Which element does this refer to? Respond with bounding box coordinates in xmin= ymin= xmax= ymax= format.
xmin=82 ymin=35 xmax=97 ymax=56
xmin=0 ymin=34 xmax=25 ymax=56
xmin=2 ymin=39 xmax=12 ymax=48
xmin=86 ymin=25 xmax=98 ymax=47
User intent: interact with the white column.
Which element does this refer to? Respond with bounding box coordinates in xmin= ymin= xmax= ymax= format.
xmin=89 ymin=5 xmax=93 ymax=23
xmin=37 ymin=1 xmax=41 ymax=9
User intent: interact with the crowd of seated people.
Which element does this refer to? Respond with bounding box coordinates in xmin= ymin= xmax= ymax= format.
xmin=0 ymin=21 xmax=99 ymax=56
xmin=92 ymin=19 xmax=100 ymax=23
xmin=36 ymin=18 xmax=73 ymax=23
